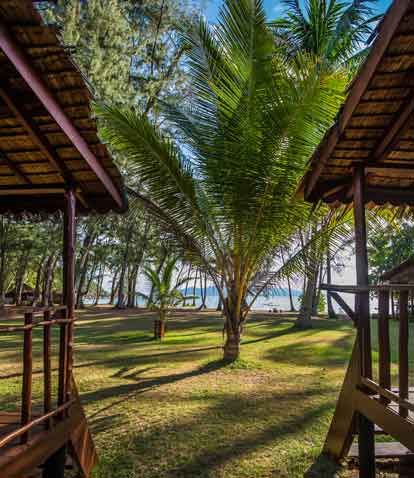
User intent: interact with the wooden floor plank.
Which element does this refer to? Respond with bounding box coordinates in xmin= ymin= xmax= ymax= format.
xmin=349 ymin=441 xmax=414 ymax=458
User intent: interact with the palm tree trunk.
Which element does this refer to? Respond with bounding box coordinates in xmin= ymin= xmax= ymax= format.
xmin=223 ymin=300 xmax=241 ymax=361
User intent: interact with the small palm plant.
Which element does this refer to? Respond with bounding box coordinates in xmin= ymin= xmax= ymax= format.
xmin=139 ymin=257 xmax=196 ymax=339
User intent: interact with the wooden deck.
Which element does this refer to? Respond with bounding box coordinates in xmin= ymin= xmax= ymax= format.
xmin=0 ymin=394 xmax=96 ymax=478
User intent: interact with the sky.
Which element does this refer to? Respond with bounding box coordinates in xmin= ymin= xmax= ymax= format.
xmin=204 ymin=0 xmax=392 ymax=22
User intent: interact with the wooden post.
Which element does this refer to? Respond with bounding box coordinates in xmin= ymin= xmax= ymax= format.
xmin=43 ymin=309 xmax=52 ymax=429
xmin=21 ymin=311 xmax=33 ymax=444
xmin=63 ymin=188 xmax=76 ymax=402
xmin=43 ymin=188 xmax=76 ymax=478
xmin=399 ymin=290 xmax=409 ymax=418
xmin=353 ymin=167 xmax=376 ymax=478
xmin=378 ymin=290 xmax=391 ymax=406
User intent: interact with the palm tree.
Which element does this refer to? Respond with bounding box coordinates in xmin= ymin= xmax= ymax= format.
xmin=272 ymin=0 xmax=381 ymax=74
xmin=139 ymin=257 xmax=196 ymax=339
xmin=98 ymin=0 xmax=346 ymax=360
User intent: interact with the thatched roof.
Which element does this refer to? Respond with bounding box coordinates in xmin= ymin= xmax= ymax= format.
xmin=0 ymin=0 xmax=127 ymax=214
xmin=299 ymin=0 xmax=414 ymax=207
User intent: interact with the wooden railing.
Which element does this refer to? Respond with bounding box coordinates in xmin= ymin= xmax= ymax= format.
xmin=322 ymin=283 xmax=414 ymax=421
xmin=0 ymin=306 xmax=75 ymax=447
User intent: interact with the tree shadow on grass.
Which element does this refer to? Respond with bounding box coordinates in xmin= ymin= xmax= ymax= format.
xmin=263 ymin=332 xmax=355 ymax=369
xmin=92 ymin=388 xmax=336 ymax=478
xmin=86 ymin=358 xmax=228 ymax=421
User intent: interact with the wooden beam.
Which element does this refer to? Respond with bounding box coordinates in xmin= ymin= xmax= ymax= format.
xmin=377 ymin=290 xmax=391 ymax=405
xmin=355 ymin=390 xmax=414 ymax=453
xmin=329 ymin=291 xmax=356 ymax=323
xmin=366 ymin=165 xmax=414 ymax=175
xmin=371 ymin=95 xmax=414 ymax=163
xmin=0 ymin=21 xmax=123 ymax=209
xmin=0 ymin=86 xmax=90 ymax=207
xmin=0 ymin=149 xmax=30 ymax=184
xmin=353 ymin=168 xmax=372 ymax=377
xmin=323 ymin=340 xmax=360 ymax=458
xmin=303 ymin=0 xmax=411 ymax=198
xmin=353 ymin=166 xmax=376 ymax=478
xmin=63 ymin=189 xmax=76 ymax=318
xmin=0 ymin=86 xmax=73 ymax=183
xmin=365 ymin=186 xmax=414 ymax=204
xmin=0 ymin=187 xmax=64 ymax=195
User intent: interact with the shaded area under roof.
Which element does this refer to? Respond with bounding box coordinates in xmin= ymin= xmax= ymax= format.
xmin=299 ymin=0 xmax=414 ymax=207
xmin=0 ymin=0 xmax=127 ymax=214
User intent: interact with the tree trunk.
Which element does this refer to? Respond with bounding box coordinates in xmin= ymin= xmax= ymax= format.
xmin=42 ymin=253 xmax=58 ymax=307
xmin=0 ymin=218 xmax=9 ymax=307
xmin=32 ymin=257 xmax=46 ymax=307
xmin=223 ymin=313 xmax=240 ymax=361
xmin=76 ymin=253 xmax=91 ymax=309
xmin=281 ymin=250 xmax=295 ymax=312
xmin=298 ymin=266 xmax=318 ymax=328
xmin=326 ymin=250 xmax=336 ymax=318
xmin=15 ymin=246 xmax=32 ymax=305
xmin=117 ymin=226 xmax=133 ymax=309
xmin=200 ymin=271 xmax=207 ymax=309
xmin=216 ymin=276 xmax=224 ymax=311
xmin=94 ymin=263 xmax=105 ymax=306
xmin=192 ymin=268 xmax=198 ymax=307
xmin=109 ymin=269 xmax=119 ymax=305
xmin=127 ymin=264 xmax=138 ymax=308
xmin=183 ymin=265 xmax=192 ymax=306
xmin=311 ymin=261 xmax=323 ymax=316
xmin=75 ymin=226 xmax=98 ymax=308
xmin=82 ymin=259 xmax=98 ymax=307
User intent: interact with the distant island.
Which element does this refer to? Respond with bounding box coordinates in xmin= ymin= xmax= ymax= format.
xmin=180 ymin=286 xmax=301 ymax=297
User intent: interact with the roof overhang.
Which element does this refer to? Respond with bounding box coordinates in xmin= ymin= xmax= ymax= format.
xmin=0 ymin=0 xmax=127 ymax=215
xmin=299 ymin=0 xmax=414 ymax=207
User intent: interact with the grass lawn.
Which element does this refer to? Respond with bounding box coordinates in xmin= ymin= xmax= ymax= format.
xmin=0 ymin=307 xmax=360 ymax=478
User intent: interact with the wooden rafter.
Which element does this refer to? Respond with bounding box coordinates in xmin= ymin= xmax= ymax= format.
xmin=0 ymin=86 xmax=89 ymax=209
xmin=0 ymin=20 xmax=123 ymax=209
xmin=371 ymin=96 xmax=414 ymax=163
xmin=0 ymin=86 xmax=73 ymax=183
xmin=302 ymin=0 xmax=413 ymax=199
xmin=0 ymin=149 xmax=30 ymax=184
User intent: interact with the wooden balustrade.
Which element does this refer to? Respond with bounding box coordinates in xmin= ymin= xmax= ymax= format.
xmin=0 ymin=306 xmax=74 ymax=449
xmin=377 ymin=290 xmax=391 ymax=406
xmin=322 ymin=283 xmax=414 ymax=420
xmin=399 ymin=291 xmax=409 ymax=418
xmin=21 ymin=312 xmax=33 ymax=444
xmin=43 ymin=309 xmax=52 ymax=430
